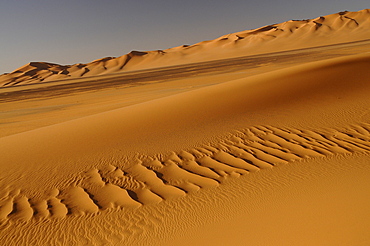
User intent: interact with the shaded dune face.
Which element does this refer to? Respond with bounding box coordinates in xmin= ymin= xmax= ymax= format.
xmin=1 ymin=9 xmax=370 ymax=87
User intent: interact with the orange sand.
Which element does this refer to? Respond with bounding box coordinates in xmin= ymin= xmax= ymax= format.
xmin=0 ymin=9 xmax=370 ymax=246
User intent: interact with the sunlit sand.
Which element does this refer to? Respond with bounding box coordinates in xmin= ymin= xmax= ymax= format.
xmin=1 ymin=9 xmax=370 ymax=245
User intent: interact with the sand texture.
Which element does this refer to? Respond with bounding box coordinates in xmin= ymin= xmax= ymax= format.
xmin=1 ymin=9 xmax=370 ymax=246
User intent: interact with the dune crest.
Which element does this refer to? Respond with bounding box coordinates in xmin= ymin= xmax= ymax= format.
xmin=1 ymin=9 xmax=370 ymax=87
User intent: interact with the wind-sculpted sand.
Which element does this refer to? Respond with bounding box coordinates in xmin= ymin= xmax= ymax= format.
xmin=1 ymin=9 xmax=370 ymax=246
xmin=1 ymin=124 xmax=369 ymax=222
xmin=1 ymin=123 xmax=370 ymax=245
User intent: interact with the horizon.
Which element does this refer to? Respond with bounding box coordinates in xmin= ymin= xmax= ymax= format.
xmin=1 ymin=1 xmax=368 ymax=74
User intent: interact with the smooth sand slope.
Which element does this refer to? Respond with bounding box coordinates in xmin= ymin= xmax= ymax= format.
xmin=1 ymin=9 xmax=370 ymax=246
xmin=2 ymin=38 xmax=370 ymax=139
xmin=1 ymin=9 xmax=370 ymax=87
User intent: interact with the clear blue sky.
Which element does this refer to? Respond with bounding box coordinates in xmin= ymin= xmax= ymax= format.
xmin=0 ymin=0 xmax=368 ymax=74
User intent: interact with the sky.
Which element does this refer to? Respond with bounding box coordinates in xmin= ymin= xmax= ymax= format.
xmin=0 ymin=0 xmax=368 ymax=74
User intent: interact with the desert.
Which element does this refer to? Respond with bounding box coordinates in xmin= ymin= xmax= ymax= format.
xmin=1 ymin=7 xmax=370 ymax=246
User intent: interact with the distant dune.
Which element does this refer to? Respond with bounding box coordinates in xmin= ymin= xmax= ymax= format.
xmin=1 ymin=9 xmax=369 ymax=87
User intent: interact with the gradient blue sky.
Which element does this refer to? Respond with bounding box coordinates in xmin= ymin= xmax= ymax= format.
xmin=0 ymin=0 xmax=368 ymax=74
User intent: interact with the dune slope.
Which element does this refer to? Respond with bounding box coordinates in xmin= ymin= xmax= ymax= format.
xmin=0 ymin=52 xmax=370 ymax=244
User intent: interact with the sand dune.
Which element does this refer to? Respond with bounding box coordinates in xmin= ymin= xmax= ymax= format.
xmin=1 ymin=9 xmax=370 ymax=87
xmin=1 ymin=49 xmax=370 ymax=244
xmin=2 ymin=53 xmax=370 ymax=173
xmin=1 ymin=8 xmax=370 ymax=246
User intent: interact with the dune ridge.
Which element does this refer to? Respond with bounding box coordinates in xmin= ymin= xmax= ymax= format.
xmin=1 ymin=9 xmax=370 ymax=87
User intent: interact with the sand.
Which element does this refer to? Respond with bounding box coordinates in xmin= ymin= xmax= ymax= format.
xmin=1 ymin=9 xmax=370 ymax=246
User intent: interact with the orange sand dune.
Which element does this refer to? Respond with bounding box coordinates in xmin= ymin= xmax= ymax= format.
xmin=1 ymin=9 xmax=370 ymax=87
xmin=1 ymin=8 xmax=370 ymax=246
xmin=0 ymin=51 xmax=370 ymax=245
